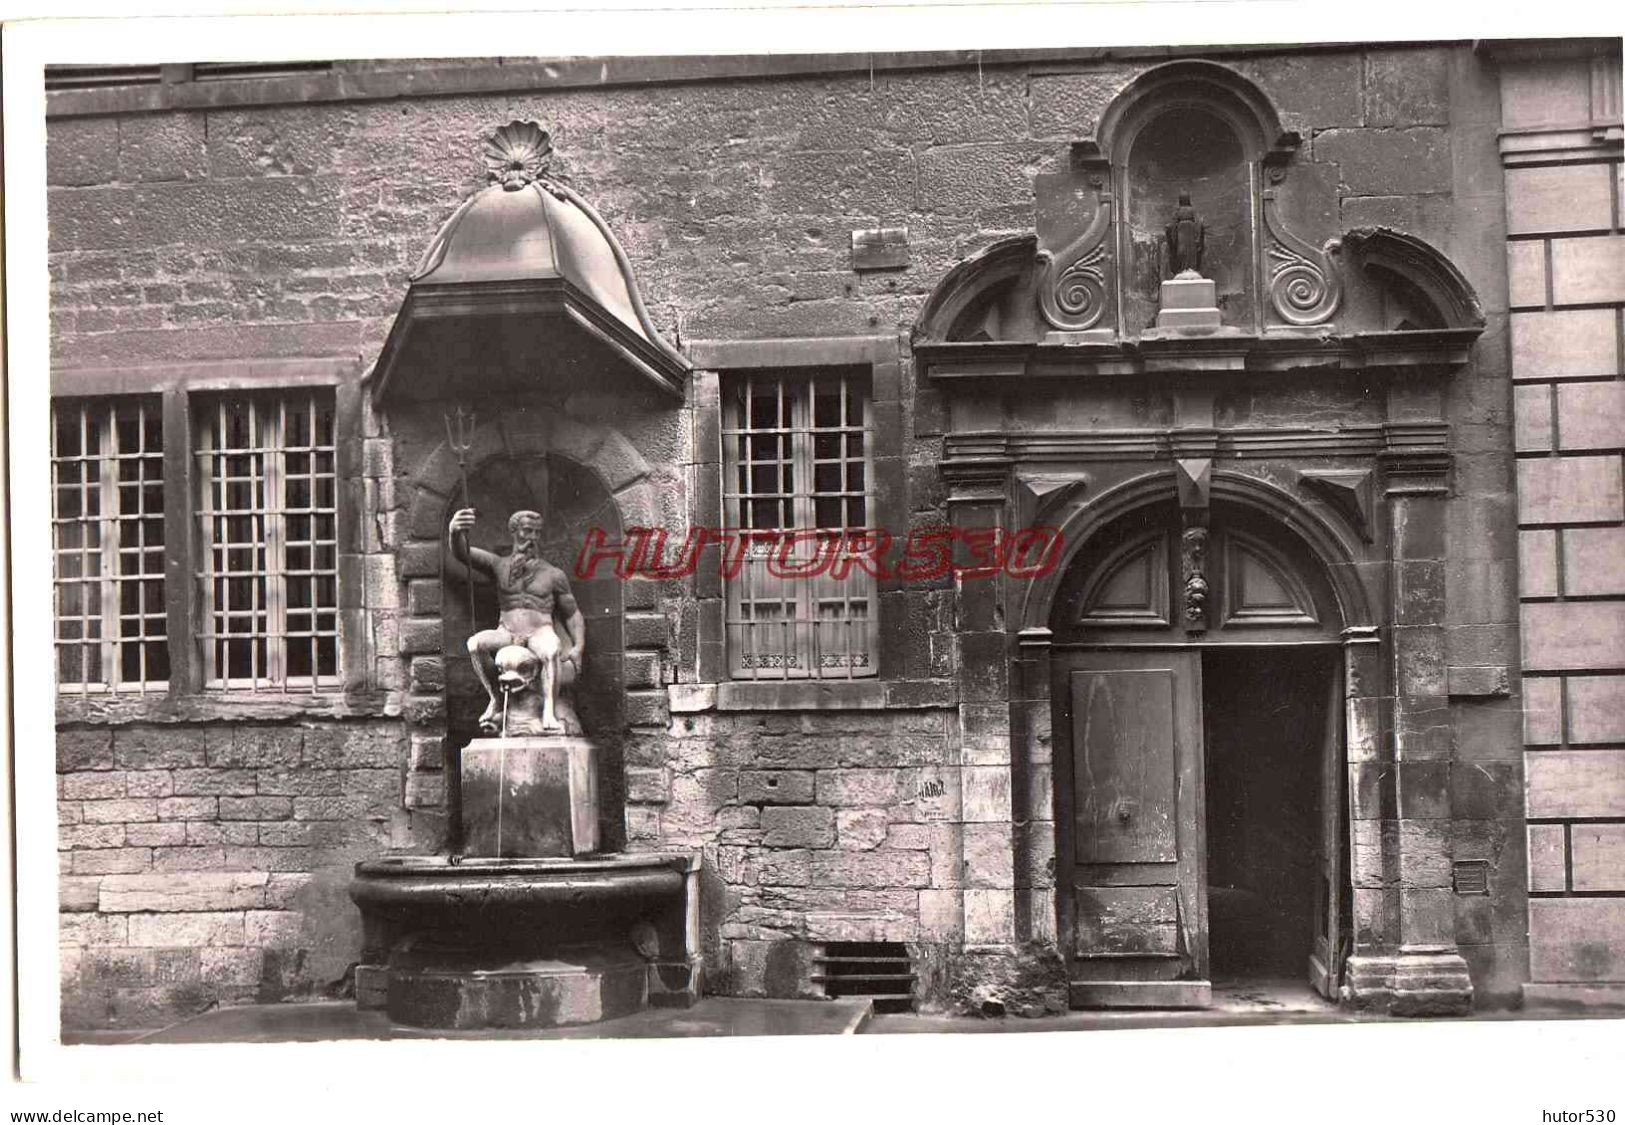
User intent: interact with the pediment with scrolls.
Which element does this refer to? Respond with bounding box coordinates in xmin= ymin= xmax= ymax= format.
xmin=913 ymin=61 xmax=1484 ymax=379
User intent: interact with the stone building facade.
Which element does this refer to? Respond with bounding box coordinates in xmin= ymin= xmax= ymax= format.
xmin=45 ymin=40 xmax=1624 ymax=1030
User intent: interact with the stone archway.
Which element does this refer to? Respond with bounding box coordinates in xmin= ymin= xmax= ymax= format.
xmin=1010 ymin=469 xmax=1383 ymax=1009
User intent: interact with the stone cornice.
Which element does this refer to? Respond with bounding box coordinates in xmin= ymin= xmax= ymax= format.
xmin=46 ymin=44 xmax=1466 ymax=119
xmin=917 ymin=327 xmax=1480 ymax=382
xmin=943 ymin=425 xmax=1395 ymax=465
xmin=1499 ymin=123 xmax=1624 ymax=166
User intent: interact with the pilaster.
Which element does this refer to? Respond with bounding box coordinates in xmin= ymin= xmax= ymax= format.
xmin=945 ymin=466 xmax=1017 ymax=951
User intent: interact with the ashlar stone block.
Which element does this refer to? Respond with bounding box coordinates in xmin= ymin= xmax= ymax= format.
xmin=961 ymin=766 xmax=1012 ymax=824
xmin=760 ymin=806 xmax=835 ymax=849
xmin=1527 ymin=750 xmax=1625 ymax=818
xmin=126 ymin=912 xmax=246 ymax=948
xmin=1523 ymin=676 xmax=1563 ymax=745
xmin=1567 ymin=675 xmax=1625 ymax=744
xmin=1519 ymin=529 xmax=1559 ymax=598
xmin=1511 ymin=309 xmax=1619 ymax=380
xmin=1528 ymin=823 xmax=1567 ymax=892
xmin=1501 ymin=59 xmax=1593 ymax=130
xmin=1530 ymin=898 xmax=1625 ymax=981
xmin=99 ymin=873 xmax=269 ymax=913
xmin=1506 ymin=240 xmax=1547 ymax=308
xmin=1514 ymin=383 xmax=1553 ymax=451
xmin=1506 ymin=164 xmax=1615 ymax=235
xmin=1571 ymin=824 xmax=1625 ymax=892
xmin=1522 ymin=602 xmax=1625 ymax=671
xmin=1517 ymin=457 xmax=1624 ymax=525
xmin=963 ymin=888 xmax=1016 ymax=945
xmin=1556 ymin=382 xmax=1625 ymax=453
xmin=1550 ymin=236 xmax=1625 ymax=306
xmin=1563 ymin=527 xmax=1625 ymax=596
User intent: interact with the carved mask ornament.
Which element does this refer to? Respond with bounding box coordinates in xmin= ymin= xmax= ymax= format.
xmin=1181 ymin=525 xmax=1209 ymax=631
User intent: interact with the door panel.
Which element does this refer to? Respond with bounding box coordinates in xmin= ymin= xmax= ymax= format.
xmin=1058 ymin=649 xmax=1209 ymax=1008
xmin=1072 ymin=669 xmax=1178 ymax=864
xmin=1074 ymin=886 xmax=1181 ymax=956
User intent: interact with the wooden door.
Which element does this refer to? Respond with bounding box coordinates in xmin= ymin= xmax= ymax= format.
xmin=1056 ymin=649 xmax=1210 ymax=1008
xmin=1308 ymin=666 xmax=1346 ymax=999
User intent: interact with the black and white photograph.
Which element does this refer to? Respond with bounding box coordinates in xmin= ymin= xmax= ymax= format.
xmin=4 ymin=6 xmax=1624 ymax=1121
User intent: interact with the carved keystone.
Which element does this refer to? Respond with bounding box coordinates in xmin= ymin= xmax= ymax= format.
xmin=1300 ymin=469 xmax=1374 ymax=543
xmin=1175 ymin=458 xmax=1212 ymax=511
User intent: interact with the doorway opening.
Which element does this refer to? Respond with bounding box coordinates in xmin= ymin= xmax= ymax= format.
xmin=1202 ymin=645 xmax=1341 ymax=983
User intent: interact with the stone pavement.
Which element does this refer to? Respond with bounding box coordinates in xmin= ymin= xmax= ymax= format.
xmin=94 ymin=997 xmax=873 ymax=1044
xmin=61 ymin=980 xmax=1617 ymax=1045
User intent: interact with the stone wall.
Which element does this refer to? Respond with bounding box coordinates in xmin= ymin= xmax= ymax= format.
xmin=626 ymin=707 xmax=960 ymax=1002
xmin=56 ymin=720 xmax=402 ymax=1028
xmin=50 ymin=48 xmax=1509 ymax=364
xmin=46 ymin=43 xmax=1545 ymax=1024
xmin=1495 ymin=46 xmax=1625 ymax=1003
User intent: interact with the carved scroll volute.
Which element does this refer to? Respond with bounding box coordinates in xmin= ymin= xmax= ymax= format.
xmin=1180 ymin=525 xmax=1209 ymax=633
xmin=1038 ymin=189 xmax=1115 ymax=332
xmin=1263 ymin=190 xmax=1341 ymax=327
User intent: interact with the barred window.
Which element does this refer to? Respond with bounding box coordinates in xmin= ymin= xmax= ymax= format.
xmin=195 ymin=392 xmax=339 ymax=690
xmin=722 ymin=370 xmax=877 ymax=679
xmin=51 ymin=399 xmax=169 ymax=693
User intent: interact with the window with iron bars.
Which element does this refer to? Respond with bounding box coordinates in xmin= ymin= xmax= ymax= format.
xmin=51 ymin=398 xmax=169 ymax=693
xmin=722 ymin=370 xmax=878 ymax=679
xmin=195 ymin=392 xmax=339 ymax=691
xmin=49 ymin=389 xmax=341 ymax=696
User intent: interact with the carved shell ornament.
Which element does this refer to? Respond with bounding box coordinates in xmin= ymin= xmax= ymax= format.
xmin=483 ymin=120 xmax=554 ymax=191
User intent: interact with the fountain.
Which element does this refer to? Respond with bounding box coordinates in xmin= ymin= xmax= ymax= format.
xmin=349 ymin=502 xmax=701 ymax=1030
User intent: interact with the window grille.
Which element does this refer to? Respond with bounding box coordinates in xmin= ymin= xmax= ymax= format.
xmin=195 ymin=392 xmax=339 ymax=690
xmin=51 ymin=399 xmax=169 ymax=693
xmin=722 ymin=370 xmax=877 ymax=679
xmin=812 ymin=942 xmax=916 ymax=1012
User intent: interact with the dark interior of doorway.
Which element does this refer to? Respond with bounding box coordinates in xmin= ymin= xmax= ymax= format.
xmin=1202 ymin=646 xmax=1338 ymax=980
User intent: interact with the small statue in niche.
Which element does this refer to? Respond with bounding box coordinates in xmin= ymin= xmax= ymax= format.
xmin=450 ymin=507 xmax=586 ymax=736
xmin=1165 ymin=192 xmax=1206 ymax=278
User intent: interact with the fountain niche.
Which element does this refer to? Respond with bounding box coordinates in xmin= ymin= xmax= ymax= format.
xmin=349 ymin=120 xmax=699 ymax=1030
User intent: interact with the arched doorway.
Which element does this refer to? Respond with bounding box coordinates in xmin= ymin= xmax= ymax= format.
xmin=1048 ymin=496 xmax=1349 ymax=1008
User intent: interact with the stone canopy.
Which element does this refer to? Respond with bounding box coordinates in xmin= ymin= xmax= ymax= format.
xmin=370 ymin=121 xmax=689 ymax=406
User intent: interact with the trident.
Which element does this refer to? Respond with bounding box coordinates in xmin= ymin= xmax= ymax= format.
xmin=444 ymin=404 xmax=478 ymax=641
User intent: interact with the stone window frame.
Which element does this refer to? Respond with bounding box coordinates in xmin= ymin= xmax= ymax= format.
xmin=720 ymin=367 xmax=880 ymax=682
xmin=51 ymin=357 xmax=371 ymax=725
xmin=191 ymin=389 xmax=343 ymax=691
xmin=51 ymin=395 xmax=170 ymax=694
xmin=688 ymin=335 xmax=904 ymax=711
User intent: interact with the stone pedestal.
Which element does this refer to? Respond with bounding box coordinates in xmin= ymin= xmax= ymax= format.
xmin=461 ymin=736 xmax=599 ymax=858
xmin=1156 ymin=271 xmax=1222 ymax=330
xmin=1344 ymin=949 xmax=1474 ymax=1016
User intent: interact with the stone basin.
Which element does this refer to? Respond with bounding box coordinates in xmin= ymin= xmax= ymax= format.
xmin=350 ymin=852 xmax=701 ymax=1030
